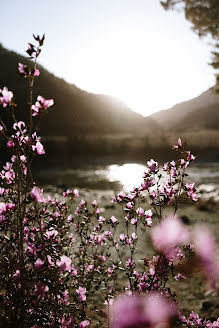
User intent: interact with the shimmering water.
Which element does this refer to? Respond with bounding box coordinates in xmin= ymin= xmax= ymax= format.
xmin=37 ymin=162 xmax=219 ymax=200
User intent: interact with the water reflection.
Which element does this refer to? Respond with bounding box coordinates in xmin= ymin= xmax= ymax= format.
xmin=37 ymin=162 xmax=219 ymax=200
xmin=106 ymin=163 xmax=146 ymax=191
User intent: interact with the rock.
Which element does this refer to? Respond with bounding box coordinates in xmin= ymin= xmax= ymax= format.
xmin=180 ymin=215 xmax=190 ymax=225
xmin=200 ymin=296 xmax=219 ymax=321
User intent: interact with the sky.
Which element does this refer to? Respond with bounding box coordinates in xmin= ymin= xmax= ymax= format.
xmin=0 ymin=0 xmax=215 ymax=116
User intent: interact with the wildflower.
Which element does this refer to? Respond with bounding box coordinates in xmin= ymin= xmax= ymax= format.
xmin=13 ymin=270 xmax=21 ymax=280
xmin=92 ymin=199 xmax=97 ymax=207
xmin=31 ymin=186 xmax=46 ymax=203
xmin=7 ymin=140 xmax=15 ymax=148
xmin=0 ymin=87 xmax=13 ymax=107
xmin=131 ymin=232 xmax=138 ymax=240
xmin=76 ymin=286 xmax=87 ymax=302
xmin=172 ymin=138 xmax=182 ymax=150
xmin=147 ymin=159 xmax=158 ymax=173
xmin=79 ymin=320 xmax=90 ymax=328
xmin=145 ymin=210 xmax=153 ymax=226
xmin=0 ymin=202 xmax=7 ymax=215
xmin=56 ymin=255 xmax=72 ymax=272
xmin=136 ymin=207 xmax=144 ymax=216
xmin=32 ymin=141 xmax=45 ymax=155
xmin=185 ymin=183 xmax=197 ymax=201
xmin=126 ymin=202 xmax=133 ymax=210
xmin=46 ymin=228 xmax=58 ymax=239
xmin=33 ymin=68 xmax=40 ymax=76
xmin=110 ymin=216 xmax=117 ymax=224
xmin=120 ymin=234 xmax=126 ymax=242
xmin=32 ymin=95 xmax=54 ymax=116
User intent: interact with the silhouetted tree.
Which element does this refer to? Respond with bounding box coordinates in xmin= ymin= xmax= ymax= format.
xmin=161 ymin=0 xmax=219 ymax=89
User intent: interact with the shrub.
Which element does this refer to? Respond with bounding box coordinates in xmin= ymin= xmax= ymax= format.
xmin=0 ymin=35 xmax=218 ymax=328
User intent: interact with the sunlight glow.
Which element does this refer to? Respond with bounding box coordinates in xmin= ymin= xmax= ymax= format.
xmin=0 ymin=0 xmax=215 ymax=116
xmin=107 ymin=163 xmax=146 ymax=191
xmin=69 ymin=24 xmax=214 ymax=116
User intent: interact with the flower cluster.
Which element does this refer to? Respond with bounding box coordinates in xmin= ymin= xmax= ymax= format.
xmin=0 ymin=34 xmax=218 ymax=328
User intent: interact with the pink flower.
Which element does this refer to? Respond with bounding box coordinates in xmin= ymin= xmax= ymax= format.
xmin=131 ymin=232 xmax=138 ymax=240
xmin=100 ymin=255 xmax=106 ymax=263
xmin=18 ymin=63 xmax=27 ymax=74
xmin=13 ymin=270 xmax=21 ymax=280
xmin=126 ymin=202 xmax=133 ymax=210
xmin=193 ymin=226 xmax=219 ymax=289
xmin=47 ymin=255 xmax=55 ymax=266
xmin=185 ymin=183 xmax=197 ymax=201
xmin=34 ymin=258 xmax=44 ymax=269
xmin=31 ymin=95 xmax=54 ymax=116
xmin=60 ymin=316 xmax=74 ymax=328
xmin=18 ymin=63 xmax=29 ymax=77
xmin=46 ymin=228 xmax=58 ymax=239
xmin=13 ymin=121 xmax=26 ymax=132
xmin=32 ymin=141 xmax=45 ymax=155
xmin=73 ymin=189 xmax=79 ymax=197
xmin=110 ymin=216 xmax=117 ymax=224
xmin=172 ymin=138 xmax=182 ymax=150
xmin=33 ymin=69 xmax=40 ymax=77
xmin=76 ymin=286 xmax=87 ymax=302
xmin=163 ymin=162 xmax=169 ymax=171
xmin=151 ymin=216 xmax=189 ymax=257
xmin=107 ymin=268 xmax=113 ymax=277
xmin=7 ymin=140 xmax=15 ymax=148
xmin=56 ymin=255 xmax=72 ymax=272
xmin=145 ymin=209 xmax=153 ymax=226
xmin=20 ymin=155 xmax=26 ymax=162
xmin=110 ymin=293 xmax=177 ymax=328
xmin=126 ymin=258 xmax=134 ymax=268
xmin=147 ymin=159 xmax=158 ymax=173
xmin=120 ymin=234 xmax=126 ymax=242
xmin=92 ymin=199 xmax=97 ymax=207
xmin=80 ymin=199 xmax=86 ymax=208
xmin=87 ymin=264 xmax=94 ymax=272
xmin=6 ymin=202 xmax=15 ymax=211
xmin=136 ymin=207 xmax=144 ymax=216
xmin=79 ymin=320 xmax=90 ymax=328
xmin=0 ymin=202 xmax=7 ymax=215
xmin=31 ymin=187 xmax=46 ymax=203
xmin=0 ymin=87 xmax=13 ymax=107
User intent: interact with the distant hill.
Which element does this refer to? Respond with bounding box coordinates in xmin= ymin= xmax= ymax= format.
xmin=0 ymin=44 xmax=159 ymax=137
xmin=150 ymin=89 xmax=219 ymax=131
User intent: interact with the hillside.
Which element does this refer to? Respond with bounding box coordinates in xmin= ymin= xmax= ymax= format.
xmin=0 ymin=44 xmax=159 ymax=137
xmin=150 ymin=89 xmax=219 ymax=131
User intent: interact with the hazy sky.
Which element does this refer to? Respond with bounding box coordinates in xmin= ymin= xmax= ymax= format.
xmin=0 ymin=0 xmax=215 ymax=116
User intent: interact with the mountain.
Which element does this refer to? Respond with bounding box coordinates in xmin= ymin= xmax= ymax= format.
xmin=150 ymin=89 xmax=219 ymax=131
xmin=0 ymin=44 xmax=159 ymax=137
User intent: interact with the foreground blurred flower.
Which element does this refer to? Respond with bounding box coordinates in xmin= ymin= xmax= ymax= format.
xmin=193 ymin=226 xmax=219 ymax=289
xmin=109 ymin=292 xmax=177 ymax=328
xmin=151 ymin=216 xmax=189 ymax=259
